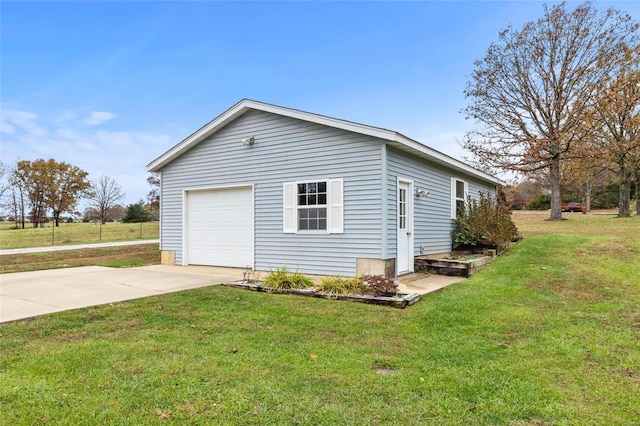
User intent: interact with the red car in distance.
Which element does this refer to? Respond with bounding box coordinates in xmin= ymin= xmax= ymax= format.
xmin=561 ymin=202 xmax=584 ymax=213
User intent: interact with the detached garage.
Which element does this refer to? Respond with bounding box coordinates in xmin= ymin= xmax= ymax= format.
xmin=184 ymin=186 xmax=254 ymax=268
xmin=147 ymin=99 xmax=502 ymax=277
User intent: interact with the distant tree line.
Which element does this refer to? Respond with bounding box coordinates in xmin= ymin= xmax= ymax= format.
xmin=0 ymin=159 xmax=160 ymax=228
xmin=504 ymin=174 xmax=635 ymax=212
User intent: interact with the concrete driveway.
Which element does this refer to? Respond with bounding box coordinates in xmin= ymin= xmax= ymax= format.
xmin=0 ymin=265 xmax=243 ymax=323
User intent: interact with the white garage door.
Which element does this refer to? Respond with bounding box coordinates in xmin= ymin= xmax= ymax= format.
xmin=185 ymin=187 xmax=254 ymax=268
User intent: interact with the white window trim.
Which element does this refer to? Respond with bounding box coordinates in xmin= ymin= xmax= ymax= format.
xmin=283 ymin=178 xmax=343 ymax=235
xmin=451 ymin=177 xmax=469 ymax=220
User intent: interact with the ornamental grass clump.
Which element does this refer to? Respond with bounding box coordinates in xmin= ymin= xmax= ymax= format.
xmin=262 ymin=265 xmax=313 ymax=290
xmin=316 ymin=276 xmax=368 ymax=297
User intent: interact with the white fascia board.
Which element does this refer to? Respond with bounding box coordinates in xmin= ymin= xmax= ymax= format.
xmin=147 ymin=99 xmax=398 ymax=172
xmin=392 ymin=134 xmax=505 ymax=186
xmin=249 ymin=100 xmax=398 ymax=141
xmin=147 ymin=99 xmax=251 ymax=172
xmin=147 ymin=99 xmax=505 ymax=186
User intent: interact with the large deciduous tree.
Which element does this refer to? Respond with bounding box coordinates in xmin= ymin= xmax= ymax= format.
xmin=47 ymin=159 xmax=92 ymax=226
xmin=13 ymin=159 xmax=91 ymax=227
xmin=462 ymin=1 xmax=639 ymax=220
xmin=589 ymin=53 xmax=640 ymax=217
xmin=14 ymin=160 xmax=49 ymax=227
xmin=89 ymin=175 xmax=126 ymax=224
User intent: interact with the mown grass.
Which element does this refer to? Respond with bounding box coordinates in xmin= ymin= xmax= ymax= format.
xmin=0 ymin=221 xmax=159 ymax=250
xmin=0 ymin=212 xmax=638 ymax=424
xmin=0 ymin=244 xmax=160 ymax=273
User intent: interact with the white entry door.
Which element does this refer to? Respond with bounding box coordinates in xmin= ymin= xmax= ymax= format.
xmin=185 ymin=187 xmax=254 ymax=268
xmin=397 ymin=181 xmax=413 ymax=275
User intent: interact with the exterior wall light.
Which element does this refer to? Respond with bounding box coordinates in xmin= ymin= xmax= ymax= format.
xmin=415 ymin=188 xmax=429 ymax=198
xmin=242 ymin=137 xmax=255 ymax=146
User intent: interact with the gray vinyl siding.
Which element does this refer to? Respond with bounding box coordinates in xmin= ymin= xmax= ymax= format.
xmin=160 ymin=109 xmax=383 ymax=276
xmin=385 ymin=146 xmax=496 ymax=258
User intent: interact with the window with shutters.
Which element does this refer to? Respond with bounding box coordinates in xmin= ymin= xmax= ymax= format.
xmin=283 ymin=179 xmax=343 ymax=234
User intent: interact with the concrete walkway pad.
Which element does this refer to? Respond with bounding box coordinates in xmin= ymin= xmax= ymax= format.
xmin=0 ymin=265 xmax=244 ymax=323
xmin=397 ymin=273 xmax=466 ymax=295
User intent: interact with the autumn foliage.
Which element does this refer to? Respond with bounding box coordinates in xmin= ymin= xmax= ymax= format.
xmin=12 ymin=158 xmax=91 ymax=227
xmin=463 ymin=1 xmax=639 ymax=220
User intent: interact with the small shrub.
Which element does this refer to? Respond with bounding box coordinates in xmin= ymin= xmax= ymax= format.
xmin=263 ymin=265 xmax=313 ymax=290
xmin=526 ymin=194 xmax=551 ymax=210
xmin=452 ymin=192 xmax=520 ymax=249
xmin=361 ymin=275 xmax=397 ymax=297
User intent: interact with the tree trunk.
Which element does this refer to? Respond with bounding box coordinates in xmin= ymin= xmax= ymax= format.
xmin=11 ymin=190 xmax=19 ymax=229
xmin=549 ymin=156 xmax=563 ymax=220
xmin=636 ymin=165 xmax=640 ymax=216
xmin=585 ymin=179 xmax=592 ymax=213
xmin=18 ymin=188 xmax=25 ymax=229
xmin=618 ymin=166 xmax=631 ymax=218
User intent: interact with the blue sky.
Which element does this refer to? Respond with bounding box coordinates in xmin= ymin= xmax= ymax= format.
xmin=2 ymin=1 xmax=639 ymax=208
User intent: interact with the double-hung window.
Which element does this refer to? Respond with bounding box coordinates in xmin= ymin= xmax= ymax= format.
xmin=451 ymin=178 xmax=468 ymax=219
xmin=283 ymin=179 xmax=343 ymax=234
xmin=297 ymin=182 xmax=327 ymax=231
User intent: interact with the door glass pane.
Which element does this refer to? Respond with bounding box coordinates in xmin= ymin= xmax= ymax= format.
xmin=399 ymin=188 xmax=406 ymax=230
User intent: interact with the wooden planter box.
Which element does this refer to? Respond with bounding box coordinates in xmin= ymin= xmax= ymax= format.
xmin=415 ymin=255 xmax=491 ymax=278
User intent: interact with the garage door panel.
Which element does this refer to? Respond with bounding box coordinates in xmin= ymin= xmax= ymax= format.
xmin=186 ymin=187 xmax=253 ymax=267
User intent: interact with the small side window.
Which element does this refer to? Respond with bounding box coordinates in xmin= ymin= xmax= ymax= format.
xmin=451 ymin=178 xmax=468 ymax=219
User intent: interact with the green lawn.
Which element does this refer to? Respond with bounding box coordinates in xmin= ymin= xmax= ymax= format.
xmin=0 ymin=221 xmax=159 ymax=250
xmin=1 ymin=212 xmax=638 ymax=424
xmin=0 ymin=244 xmax=160 ymax=274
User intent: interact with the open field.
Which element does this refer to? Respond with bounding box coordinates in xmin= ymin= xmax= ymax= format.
xmin=1 ymin=212 xmax=638 ymax=424
xmin=0 ymin=244 xmax=160 ymax=274
xmin=0 ymin=221 xmax=159 ymax=250
xmin=511 ymin=208 xmax=638 ymax=238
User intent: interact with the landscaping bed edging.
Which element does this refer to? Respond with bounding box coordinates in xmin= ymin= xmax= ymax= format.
xmin=223 ymin=281 xmax=421 ymax=309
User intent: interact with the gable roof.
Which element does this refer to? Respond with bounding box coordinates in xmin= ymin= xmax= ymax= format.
xmin=147 ymin=99 xmax=504 ymax=185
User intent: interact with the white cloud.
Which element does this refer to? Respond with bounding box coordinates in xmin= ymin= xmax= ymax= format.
xmin=83 ymin=111 xmax=117 ymax=126
xmin=1 ymin=106 xmax=173 ymax=206
xmin=53 ymin=110 xmax=79 ymax=123
xmin=0 ymin=121 xmax=15 ymax=134
xmin=0 ymin=109 xmax=47 ymax=137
